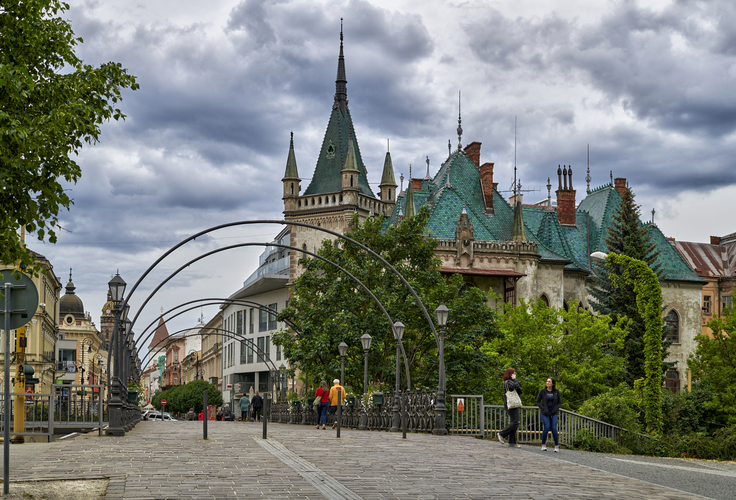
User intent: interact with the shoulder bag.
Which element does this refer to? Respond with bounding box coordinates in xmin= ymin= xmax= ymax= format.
xmin=505 ymin=383 xmax=522 ymax=409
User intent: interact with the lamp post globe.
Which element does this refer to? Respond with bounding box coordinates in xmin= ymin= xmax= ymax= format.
xmin=338 ymin=341 xmax=348 ymax=386
xmin=108 ymin=273 xmax=126 ymax=303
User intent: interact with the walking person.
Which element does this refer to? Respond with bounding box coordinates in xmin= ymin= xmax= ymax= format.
xmin=315 ymin=380 xmax=330 ymax=430
xmin=251 ymin=391 xmax=263 ymax=422
xmin=536 ymin=377 xmax=561 ymax=452
xmin=497 ymin=368 xmax=523 ymax=448
xmin=328 ymin=378 xmax=346 ymax=429
xmin=239 ymin=394 xmax=251 ymax=422
xmin=186 ymin=407 xmax=196 ymax=421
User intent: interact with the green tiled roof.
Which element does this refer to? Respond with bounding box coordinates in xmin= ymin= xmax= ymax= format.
xmin=646 ymin=223 xmax=705 ymax=283
xmin=304 ymin=106 xmax=375 ymax=197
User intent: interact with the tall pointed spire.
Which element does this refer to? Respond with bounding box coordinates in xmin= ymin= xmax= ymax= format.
xmin=283 ymin=131 xmax=299 ymax=180
xmin=457 ymin=91 xmax=463 ymax=151
xmin=335 ymin=18 xmax=348 ymax=115
xmin=511 ymin=198 xmax=527 ymax=242
xmin=405 ymin=165 xmax=416 ymax=217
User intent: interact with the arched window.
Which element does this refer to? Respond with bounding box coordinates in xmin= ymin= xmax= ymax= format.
xmin=350 ymin=176 xmax=354 ymax=187
xmin=539 ymin=294 xmax=549 ymax=306
xmin=290 ymin=183 xmax=294 ymax=195
xmin=665 ymin=310 xmax=679 ymax=343
xmin=665 ymin=369 xmax=680 ymax=393
xmin=389 ymin=189 xmax=392 ymax=200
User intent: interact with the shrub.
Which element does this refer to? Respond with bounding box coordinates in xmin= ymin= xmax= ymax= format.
xmin=573 ymin=429 xmax=631 ymax=455
xmin=577 ymin=384 xmax=642 ymax=433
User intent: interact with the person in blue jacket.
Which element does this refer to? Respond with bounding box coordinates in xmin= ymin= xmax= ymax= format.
xmin=536 ymin=377 xmax=561 ymax=452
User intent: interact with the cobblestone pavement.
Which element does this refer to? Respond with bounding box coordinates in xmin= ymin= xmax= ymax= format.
xmin=6 ymin=421 xmax=709 ymax=499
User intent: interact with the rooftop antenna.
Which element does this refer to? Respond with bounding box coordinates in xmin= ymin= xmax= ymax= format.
xmin=586 ymin=144 xmax=591 ymax=194
xmin=501 ymin=116 xmax=538 ymax=202
xmin=457 ymin=91 xmax=463 ymax=151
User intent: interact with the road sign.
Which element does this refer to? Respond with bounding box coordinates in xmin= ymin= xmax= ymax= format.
xmin=161 ymin=399 xmax=167 ymax=405
xmin=0 ymin=270 xmax=39 ymax=330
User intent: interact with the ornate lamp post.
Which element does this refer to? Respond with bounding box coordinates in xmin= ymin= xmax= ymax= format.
xmin=338 ymin=341 xmax=348 ymax=386
xmin=106 ymin=272 xmax=126 ymax=436
xmin=434 ymin=304 xmax=448 ymax=435
xmin=391 ymin=321 xmax=404 ymax=432
xmin=279 ymin=363 xmax=286 ymax=402
xmin=359 ymin=333 xmax=372 ymax=431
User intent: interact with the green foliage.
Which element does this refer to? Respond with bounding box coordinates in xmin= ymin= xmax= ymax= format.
xmin=660 ymin=384 xmax=715 ymax=435
xmin=577 ymin=384 xmax=642 ymax=433
xmin=688 ymin=306 xmax=736 ymax=425
xmin=573 ymin=429 xmax=632 ymax=454
xmin=484 ymin=298 xmax=627 ymax=410
xmin=588 ymin=186 xmax=664 ymax=384
xmin=152 ymin=380 xmax=222 ymax=413
xmin=275 ymin=207 xmax=500 ymax=396
xmin=606 ymin=253 xmax=663 ymax=436
xmin=0 ymin=0 xmax=138 ymax=273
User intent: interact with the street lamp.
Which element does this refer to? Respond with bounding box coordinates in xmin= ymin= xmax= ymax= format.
xmin=434 ymin=304 xmax=449 ymax=436
xmin=360 ymin=334 xmax=372 ymax=395
xmin=106 ymin=272 xmax=126 ymax=436
xmin=338 ymin=341 xmax=348 ymax=386
xmin=391 ymin=321 xmax=404 ymax=432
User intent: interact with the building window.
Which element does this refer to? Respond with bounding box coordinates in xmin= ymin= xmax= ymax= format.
xmin=665 ymin=310 xmax=680 ymax=343
xmin=174 ymin=351 xmax=178 ymax=362
xmin=703 ymin=295 xmax=711 ymax=314
xmin=257 ymin=337 xmax=265 ymax=362
xmin=504 ymin=277 xmax=517 ymax=305
xmin=237 ymin=310 xmax=243 ymax=336
xmin=723 ymin=296 xmax=733 ymax=312
xmin=539 ymin=294 xmax=549 ymax=306
xmin=249 ymin=308 xmax=254 ymax=334
xmin=240 ymin=341 xmax=247 ymax=364
xmin=265 ymin=336 xmax=271 ymax=360
xmin=665 ymin=369 xmax=680 ymax=393
xmin=259 ymin=309 xmax=267 ymax=332
xmin=247 ymin=342 xmax=253 ymax=364
xmin=59 ymin=349 xmax=76 ymax=372
xmin=268 ymin=303 xmax=277 ymax=330
xmin=276 ymin=344 xmax=281 ymax=361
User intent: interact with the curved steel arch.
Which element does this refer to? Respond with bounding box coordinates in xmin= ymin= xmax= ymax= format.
xmin=122 ymin=220 xmax=439 ymax=349
xmin=138 ymin=300 xmax=300 ymax=369
xmin=131 ymin=243 xmax=411 ymax=390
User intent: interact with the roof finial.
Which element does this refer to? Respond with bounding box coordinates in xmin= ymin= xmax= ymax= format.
xmin=387 ymin=138 xmax=389 ymax=153
xmin=400 ymin=172 xmax=404 ymax=192
xmin=334 ymin=18 xmax=348 ymax=113
xmin=462 ymin=202 xmax=467 ymax=214
xmin=425 ymin=155 xmax=431 ymax=180
xmin=290 ymin=131 xmax=294 ymax=147
xmin=69 ymin=267 xmax=72 ymax=282
xmin=448 ymin=139 xmax=451 ymax=157
xmin=610 ymin=170 xmax=613 ymax=185
xmin=547 ymin=177 xmax=552 ymax=209
xmin=586 ymin=144 xmax=591 ymax=194
xmin=652 ymin=208 xmax=656 ymax=224
xmin=457 ymin=91 xmax=463 ymax=151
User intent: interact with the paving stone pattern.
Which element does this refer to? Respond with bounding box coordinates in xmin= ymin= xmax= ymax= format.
xmin=9 ymin=422 xmax=703 ymax=499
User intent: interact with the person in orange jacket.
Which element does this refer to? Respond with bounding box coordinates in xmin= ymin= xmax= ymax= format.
xmin=328 ymin=379 xmax=346 ymax=429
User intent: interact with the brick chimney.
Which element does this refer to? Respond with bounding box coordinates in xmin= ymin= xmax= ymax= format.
xmin=556 ymin=165 xmax=577 ymax=225
xmin=614 ymin=177 xmax=627 ymax=197
xmin=711 ymin=236 xmax=721 ymax=245
xmin=464 ymin=142 xmax=482 ymax=168
xmin=411 ymin=178 xmax=423 ymax=191
xmin=479 ymin=162 xmax=494 ymax=213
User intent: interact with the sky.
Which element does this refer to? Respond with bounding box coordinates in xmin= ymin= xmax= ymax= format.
xmin=31 ymin=0 xmax=736 ymax=361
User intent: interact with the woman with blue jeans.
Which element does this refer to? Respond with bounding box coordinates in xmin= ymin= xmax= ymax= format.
xmin=315 ymin=380 xmax=330 ymax=430
xmin=536 ymin=377 xmax=561 ymax=452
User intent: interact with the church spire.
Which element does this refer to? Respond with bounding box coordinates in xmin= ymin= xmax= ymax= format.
xmin=282 ymin=132 xmax=300 ymax=201
xmin=405 ymin=165 xmax=416 ymax=218
xmin=283 ymin=132 xmax=299 ymax=180
xmin=511 ymin=198 xmax=527 ymax=242
xmin=379 ymin=143 xmax=397 ymax=202
xmin=335 ymin=18 xmax=348 ymax=115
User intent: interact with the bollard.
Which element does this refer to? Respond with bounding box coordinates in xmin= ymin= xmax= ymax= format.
xmin=336 ymin=387 xmax=342 ymax=438
xmin=402 ymin=391 xmax=407 ymax=439
xmin=263 ymin=394 xmax=269 ymax=439
xmin=203 ymin=390 xmax=208 ymax=439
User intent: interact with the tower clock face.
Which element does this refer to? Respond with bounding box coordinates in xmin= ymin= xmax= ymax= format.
xmin=65 ymin=315 xmax=74 ymax=325
xmin=105 ymin=308 xmax=111 ymax=315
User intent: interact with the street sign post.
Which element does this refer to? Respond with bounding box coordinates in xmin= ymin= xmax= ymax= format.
xmin=2 ymin=271 xmax=39 ymax=495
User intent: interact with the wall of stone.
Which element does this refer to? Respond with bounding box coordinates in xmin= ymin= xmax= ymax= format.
xmin=662 ymin=281 xmax=704 ymax=390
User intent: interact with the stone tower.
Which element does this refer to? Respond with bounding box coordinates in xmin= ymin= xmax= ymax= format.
xmin=283 ymin=25 xmax=396 ymax=284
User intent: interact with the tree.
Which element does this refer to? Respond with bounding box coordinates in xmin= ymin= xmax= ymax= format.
xmin=688 ymin=305 xmax=736 ymax=425
xmin=274 ymin=207 xmax=500 ymax=396
xmin=0 ymin=0 xmax=138 ymax=274
xmin=484 ymin=298 xmax=627 ymax=410
xmin=588 ymin=186 xmax=663 ymax=384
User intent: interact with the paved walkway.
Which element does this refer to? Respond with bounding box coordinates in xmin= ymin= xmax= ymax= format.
xmin=3 ymin=421 xmax=712 ymax=499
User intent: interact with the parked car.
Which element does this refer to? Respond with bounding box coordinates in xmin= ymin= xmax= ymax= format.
xmin=148 ymin=412 xmax=177 ymax=421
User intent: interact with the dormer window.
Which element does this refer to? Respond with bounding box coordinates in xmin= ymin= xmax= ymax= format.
xmin=326 ymin=141 xmax=335 ymax=159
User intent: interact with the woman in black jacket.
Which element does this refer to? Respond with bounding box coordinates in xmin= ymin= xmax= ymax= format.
xmin=535 ymin=377 xmax=561 ymax=452
xmin=497 ymin=368 xmax=522 ymax=448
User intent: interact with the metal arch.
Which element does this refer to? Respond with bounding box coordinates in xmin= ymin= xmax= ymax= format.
xmin=129 ymin=242 xmax=412 ymax=390
xmin=135 ymin=299 xmax=303 ymax=352
xmin=121 ymin=220 xmax=439 ymax=350
xmin=137 ymin=300 xmax=297 ymax=368
xmin=147 ymin=326 xmax=279 ymax=374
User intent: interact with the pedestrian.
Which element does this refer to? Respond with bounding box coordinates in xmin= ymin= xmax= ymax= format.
xmin=497 ymin=368 xmax=523 ymax=448
xmin=251 ymin=391 xmax=263 ymax=422
xmin=239 ymin=394 xmax=251 ymax=422
xmin=186 ymin=407 xmax=196 ymax=421
xmin=536 ymin=377 xmax=561 ymax=452
xmin=314 ymin=380 xmax=330 ymax=430
xmin=222 ymin=404 xmax=232 ymax=421
xmin=328 ymin=378 xmax=346 ymax=429
xmin=198 ymin=410 xmax=204 ymax=421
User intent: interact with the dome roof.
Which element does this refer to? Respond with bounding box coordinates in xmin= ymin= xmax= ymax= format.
xmin=59 ymin=269 xmax=85 ymax=318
